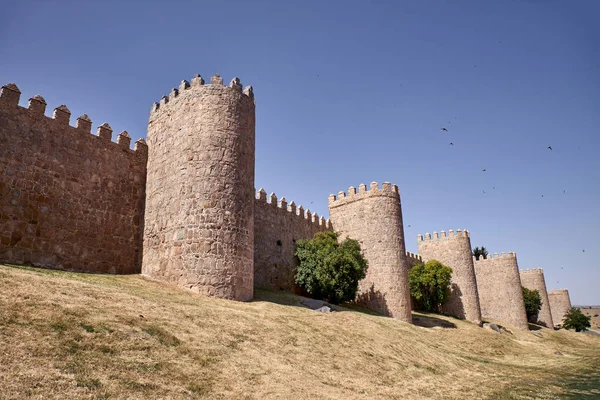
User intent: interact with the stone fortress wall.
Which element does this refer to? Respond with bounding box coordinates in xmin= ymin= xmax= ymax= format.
xmin=0 ymin=75 xmax=575 ymax=329
xmin=404 ymin=251 xmax=423 ymax=269
xmin=141 ymin=75 xmax=256 ymax=301
xmin=474 ymin=252 xmax=529 ymax=330
xmin=519 ymin=268 xmax=554 ymax=328
xmin=417 ymin=230 xmax=482 ymax=326
xmin=328 ymin=182 xmax=412 ymax=322
xmin=0 ymin=84 xmax=147 ymax=274
xmin=254 ymin=189 xmax=330 ymax=292
xmin=548 ymin=289 xmax=572 ymax=327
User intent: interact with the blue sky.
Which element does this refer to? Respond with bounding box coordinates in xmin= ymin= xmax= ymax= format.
xmin=1 ymin=0 xmax=598 ymax=305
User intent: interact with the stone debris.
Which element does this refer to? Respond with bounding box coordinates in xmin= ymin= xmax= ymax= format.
xmin=301 ymin=299 xmax=335 ymax=313
xmin=316 ymin=306 xmax=333 ymax=313
xmin=483 ymin=323 xmax=502 ymax=334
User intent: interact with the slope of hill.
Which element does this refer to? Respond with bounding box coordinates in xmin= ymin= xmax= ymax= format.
xmin=1 ymin=264 xmax=599 ymax=399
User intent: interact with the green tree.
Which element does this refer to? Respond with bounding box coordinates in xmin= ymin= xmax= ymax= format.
xmin=295 ymin=231 xmax=368 ymax=304
xmin=562 ymin=307 xmax=591 ymax=332
xmin=472 ymin=246 xmax=488 ymax=260
xmin=408 ymin=260 xmax=453 ymax=312
xmin=522 ymin=287 xmax=542 ymax=323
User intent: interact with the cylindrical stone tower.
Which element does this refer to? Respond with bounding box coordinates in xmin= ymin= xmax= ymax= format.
xmin=548 ymin=289 xmax=572 ymax=328
xmin=474 ymin=252 xmax=529 ymax=330
xmin=417 ymin=230 xmax=482 ymax=326
xmin=519 ymin=268 xmax=554 ymax=328
xmin=328 ymin=182 xmax=412 ymax=323
xmin=142 ymin=74 xmax=256 ymax=301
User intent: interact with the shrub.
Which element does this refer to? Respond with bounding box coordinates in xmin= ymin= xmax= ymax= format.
xmin=562 ymin=308 xmax=591 ymax=332
xmin=295 ymin=231 xmax=368 ymax=304
xmin=522 ymin=287 xmax=542 ymax=323
xmin=408 ymin=260 xmax=453 ymax=312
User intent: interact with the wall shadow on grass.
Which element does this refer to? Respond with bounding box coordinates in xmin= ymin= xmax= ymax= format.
xmin=412 ymin=313 xmax=457 ymax=329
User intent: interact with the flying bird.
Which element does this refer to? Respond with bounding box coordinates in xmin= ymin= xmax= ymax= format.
xmin=408 ymin=225 xmax=411 ymax=228
xmin=583 ymin=249 xmax=585 ymax=253
xmin=482 ymin=169 xmax=486 ymax=172
xmin=449 ymin=142 xmax=454 ymax=146
xmin=541 ymin=195 xmax=544 ymax=197
xmin=482 ymin=190 xmax=486 ymax=194
xmin=547 ymin=146 xmax=552 ymax=151
xmin=441 ymin=127 xmax=448 ymax=131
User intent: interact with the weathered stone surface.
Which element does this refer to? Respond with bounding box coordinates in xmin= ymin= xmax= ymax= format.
xmin=328 ymin=182 xmax=412 ymax=323
xmin=0 ymin=85 xmax=147 ymax=273
xmin=474 ymin=252 xmax=529 ymax=331
xmin=417 ymin=230 xmax=482 ymax=325
xmin=548 ymin=289 xmax=572 ymax=328
xmin=254 ymin=192 xmax=329 ymax=292
xmin=142 ymin=75 xmax=256 ymax=301
xmin=519 ymin=268 xmax=554 ymax=328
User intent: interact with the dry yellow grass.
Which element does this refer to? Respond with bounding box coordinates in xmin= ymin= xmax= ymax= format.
xmin=1 ymin=263 xmax=599 ymax=399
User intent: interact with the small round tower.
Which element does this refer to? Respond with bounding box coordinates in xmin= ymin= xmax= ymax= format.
xmin=417 ymin=230 xmax=482 ymax=326
xmin=328 ymin=182 xmax=412 ymax=323
xmin=548 ymin=289 xmax=572 ymax=328
xmin=474 ymin=252 xmax=529 ymax=330
xmin=519 ymin=268 xmax=554 ymax=328
xmin=142 ymin=74 xmax=255 ymax=301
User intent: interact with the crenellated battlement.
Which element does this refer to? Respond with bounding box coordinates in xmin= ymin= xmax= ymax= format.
xmin=328 ymin=181 xmax=399 ymax=208
xmin=0 ymin=83 xmax=147 ymax=155
xmin=255 ymin=188 xmax=332 ymax=229
xmin=520 ymin=268 xmax=544 ymax=274
xmin=473 ymin=251 xmax=516 ymax=263
xmin=417 ymin=229 xmax=470 ymax=242
xmin=405 ymin=252 xmax=422 ymax=262
xmin=149 ymin=73 xmax=254 ymax=116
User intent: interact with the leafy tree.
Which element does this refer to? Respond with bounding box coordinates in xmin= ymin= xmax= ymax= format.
xmin=408 ymin=260 xmax=453 ymax=312
xmin=472 ymin=246 xmax=489 ymax=260
xmin=295 ymin=231 xmax=368 ymax=304
xmin=562 ymin=307 xmax=591 ymax=332
xmin=522 ymin=287 xmax=542 ymax=323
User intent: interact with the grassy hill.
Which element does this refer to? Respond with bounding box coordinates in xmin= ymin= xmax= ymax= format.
xmin=1 ymin=264 xmax=599 ymax=399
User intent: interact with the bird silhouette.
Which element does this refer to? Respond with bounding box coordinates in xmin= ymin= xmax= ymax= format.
xmin=441 ymin=128 xmax=448 ymax=131
xmin=493 ymin=186 xmax=496 ymax=190
xmin=547 ymin=146 xmax=552 ymax=151
xmin=408 ymin=225 xmax=411 ymax=228
xmin=583 ymin=249 xmax=585 ymax=253
xmin=541 ymin=195 xmax=544 ymax=197
xmin=449 ymin=142 xmax=454 ymax=146
xmin=482 ymin=190 xmax=486 ymax=194
xmin=482 ymin=169 xmax=486 ymax=172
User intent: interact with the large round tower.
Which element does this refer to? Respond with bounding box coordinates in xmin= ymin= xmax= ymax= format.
xmin=142 ymin=74 xmax=255 ymax=301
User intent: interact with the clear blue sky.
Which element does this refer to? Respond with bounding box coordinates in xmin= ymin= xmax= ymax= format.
xmin=1 ymin=1 xmax=598 ymax=305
